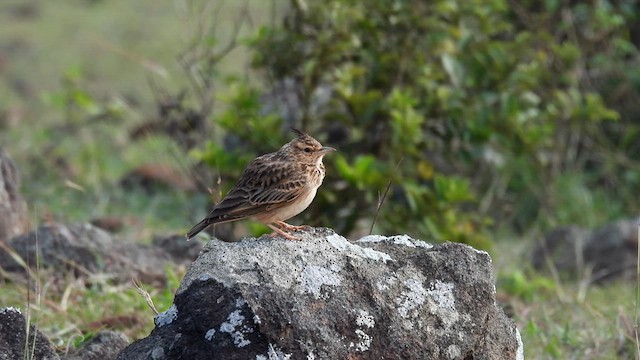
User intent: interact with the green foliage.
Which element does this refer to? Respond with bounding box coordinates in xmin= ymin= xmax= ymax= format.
xmin=334 ymin=155 xmax=387 ymax=190
xmin=71 ymin=332 xmax=97 ymax=350
xmin=191 ymin=0 xmax=639 ymax=244
xmin=499 ymin=270 xmax=555 ymax=302
xmin=152 ymin=266 xmax=184 ymax=312
xmin=41 ymin=66 xmax=127 ymax=124
xmin=217 ymin=82 xmax=284 ymax=147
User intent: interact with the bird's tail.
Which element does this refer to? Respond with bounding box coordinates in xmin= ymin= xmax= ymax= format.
xmin=185 ymin=218 xmax=211 ymax=240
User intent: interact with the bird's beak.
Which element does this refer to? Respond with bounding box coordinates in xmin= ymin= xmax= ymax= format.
xmin=320 ymin=146 xmax=336 ymax=154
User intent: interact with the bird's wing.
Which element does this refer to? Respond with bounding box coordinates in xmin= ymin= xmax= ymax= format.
xmin=203 ymin=156 xmax=307 ymax=223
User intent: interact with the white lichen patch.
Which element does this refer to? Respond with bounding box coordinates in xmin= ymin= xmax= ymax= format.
xmin=357 ymin=235 xmax=386 ymax=243
xmin=473 ymin=248 xmax=490 ymax=256
xmin=154 ymin=304 xmax=178 ymax=327
xmin=390 ymin=235 xmax=433 ymax=248
xmin=428 ymin=280 xmax=456 ymax=313
xmin=389 ymin=235 xmax=416 ymax=247
xmin=426 ymin=280 xmax=459 ymax=328
xmin=151 ymin=346 xmax=164 ymax=358
xmin=446 ymin=344 xmax=461 ymax=359
xmin=515 ymin=328 xmax=524 ymax=360
xmin=198 ymin=274 xmax=214 ymax=282
xmin=376 ymin=276 xmax=398 ymax=291
xmin=220 ymin=308 xmax=254 ymax=348
xmin=350 ymin=329 xmax=372 ymax=352
xmin=350 ymin=310 xmax=375 ymax=352
xmin=355 ymin=310 xmax=375 ymax=328
xmin=411 ymin=239 xmax=434 ymax=249
xmin=329 ymin=263 xmax=342 ymax=273
xmin=256 ymin=344 xmax=292 ymax=360
xmin=205 ymin=328 xmax=216 ymax=341
xmin=471 ymin=246 xmax=491 ymax=258
xmin=326 ymin=234 xmax=392 ymax=263
xmin=395 ymin=279 xmax=459 ymax=329
xmin=299 ymin=265 xmax=342 ymax=299
xmin=358 ymin=234 xmax=433 ymax=249
xmin=0 ymin=307 xmax=21 ymax=314
xmin=396 ymin=278 xmax=427 ymax=318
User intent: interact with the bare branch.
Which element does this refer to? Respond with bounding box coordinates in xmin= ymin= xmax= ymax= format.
xmin=369 ymin=158 xmax=403 ymax=235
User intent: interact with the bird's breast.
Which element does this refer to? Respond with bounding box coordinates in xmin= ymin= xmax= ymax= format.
xmin=254 ymin=185 xmax=318 ymax=223
xmin=309 ymin=162 xmax=326 ymax=187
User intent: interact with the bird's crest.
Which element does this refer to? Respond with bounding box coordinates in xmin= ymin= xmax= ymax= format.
xmin=290 ymin=127 xmax=307 ymax=138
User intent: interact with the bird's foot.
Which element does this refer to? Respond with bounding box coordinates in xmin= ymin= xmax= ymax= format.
xmin=275 ymin=221 xmax=310 ymax=232
xmin=267 ymin=224 xmax=301 ymax=241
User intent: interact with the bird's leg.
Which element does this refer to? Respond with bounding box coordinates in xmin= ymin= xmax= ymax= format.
xmin=267 ymin=223 xmax=300 ymax=241
xmin=275 ymin=221 xmax=310 ymax=232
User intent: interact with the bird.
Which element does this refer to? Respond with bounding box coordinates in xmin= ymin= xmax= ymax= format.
xmin=185 ymin=128 xmax=336 ymax=241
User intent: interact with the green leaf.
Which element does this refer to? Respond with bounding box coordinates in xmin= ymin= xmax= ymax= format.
xmin=441 ymin=54 xmax=465 ymax=88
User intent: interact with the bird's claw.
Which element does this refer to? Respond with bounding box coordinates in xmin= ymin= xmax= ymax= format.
xmin=267 ymin=224 xmax=301 ymax=241
xmin=275 ymin=221 xmax=311 ymax=232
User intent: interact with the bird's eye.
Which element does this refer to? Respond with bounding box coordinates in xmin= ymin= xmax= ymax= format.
xmin=304 ymin=147 xmax=313 ymax=153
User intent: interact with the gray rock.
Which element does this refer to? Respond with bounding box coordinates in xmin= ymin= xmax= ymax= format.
xmin=0 ymin=307 xmax=59 ymax=360
xmin=118 ymin=228 xmax=522 ymax=360
xmin=0 ymin=147 xmax=28 ymax=243
xmin=152 ymin=234 xmax=205 ymax=264
xmin=0 ymin=223 xmax=202 ymax=285
xmin=65 ymin=330 xmax=130 ymax=360
xmin=532 ymin=226 xmax=590 ymax=275
xmin=533 ymin=218 xmax=638 ymax=282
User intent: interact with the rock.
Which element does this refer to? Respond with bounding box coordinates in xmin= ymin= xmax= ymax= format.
xmin=0 ymin=223 xmax=202 ymax=285
xmin=532 ymin=225 xmax=590 ymax=275
xmin=86 ymin=315 xmax=147 ymax=335
xmin=90 ymin=216 xmax=127 ymax=233
xmin=533 ymin=218 xmax=638 ymax=282
xmin=152 ymin=234 xmax=205 ymax=264
xmin=66 ymin=330 xmax=130 ymax=360
xmin=120 ymin=164 xmax=197 ymax=192
xmin=0 ymin=307 xmax=59 ymax=360
xmin=0 ymin=147 xmax=28 ymax=243
xmin=118 ymin=228 xmax=522 ymax=360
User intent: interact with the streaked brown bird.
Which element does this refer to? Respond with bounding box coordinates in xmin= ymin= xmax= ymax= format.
xmin=186 ymin=128 xmax=336 ymax=241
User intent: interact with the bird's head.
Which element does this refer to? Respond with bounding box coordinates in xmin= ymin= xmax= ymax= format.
xmin=280 ymin=128 xmax=336 ymax=164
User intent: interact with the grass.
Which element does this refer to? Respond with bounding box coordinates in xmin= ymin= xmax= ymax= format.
xmin=0 ymin=0 xmax=280 ymax=354
xmin=493 ymin=235 xmax=638 ymax=359
xmin=0 ymin=0 xmax=281 ymax=236
xmin=0 ymin=1 xmax=637 ymax=358
xmin=1 ymin=267 xmax=183 ymax=351
xmin=514 ymin=280 xmax=635 ymax=359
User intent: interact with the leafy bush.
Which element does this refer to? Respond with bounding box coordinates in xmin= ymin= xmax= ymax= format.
xmin=192 ymin=0 xmax=639 ymax=247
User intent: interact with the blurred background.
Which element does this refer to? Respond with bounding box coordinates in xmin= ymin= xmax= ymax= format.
xmin=1 ymin=0 xmax=639 ymax=358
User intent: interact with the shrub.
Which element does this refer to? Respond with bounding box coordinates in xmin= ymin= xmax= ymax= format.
xmin=193 ymin=0 xmax=639 ymax=247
